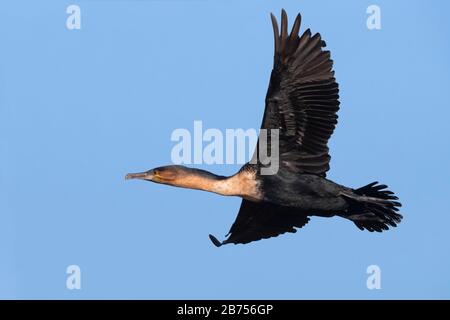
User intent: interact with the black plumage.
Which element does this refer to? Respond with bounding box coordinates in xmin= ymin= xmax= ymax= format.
xmin=209 ymin=10 xmax=402 ymax=246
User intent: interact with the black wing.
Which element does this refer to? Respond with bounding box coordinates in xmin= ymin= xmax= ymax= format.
xmin=210 ymin=11 xmax=338 ymax=246
xmin=209 ymin=200 xmax=309 ymax=246
xmin=255 ymin=10 xmax=340 ymax=177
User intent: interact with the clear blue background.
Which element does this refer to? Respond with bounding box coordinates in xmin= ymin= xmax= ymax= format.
xmin=1 ymin=0 xmax=449 ymax=299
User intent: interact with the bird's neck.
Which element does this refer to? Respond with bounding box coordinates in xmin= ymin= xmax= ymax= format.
xmin=166 ymin=169 xmax=262 ymax=201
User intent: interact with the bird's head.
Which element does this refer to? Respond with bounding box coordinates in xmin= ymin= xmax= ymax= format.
xmin=125 ymin=165 xmax=191 ymax=185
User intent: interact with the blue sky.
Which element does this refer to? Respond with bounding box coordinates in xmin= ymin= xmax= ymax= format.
xmin=1 ymin=0 xmax=449 ymax=299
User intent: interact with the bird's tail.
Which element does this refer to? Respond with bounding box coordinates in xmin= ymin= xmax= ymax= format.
xmin=341 ymin=182 xmax=403 ymax=232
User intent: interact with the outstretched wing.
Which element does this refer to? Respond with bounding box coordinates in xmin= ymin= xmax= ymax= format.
xmin=209 ymin=200 xmax=310 ymax=246
xmin=256 ymin=10 xmax=340 ymax=177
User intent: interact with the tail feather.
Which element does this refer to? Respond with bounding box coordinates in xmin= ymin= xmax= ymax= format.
xmin=342 ymin=182 xmax=403 ymax=232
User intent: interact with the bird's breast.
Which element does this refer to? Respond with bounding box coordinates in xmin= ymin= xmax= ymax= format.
xmin=213 ymin=170 xmax=263 ymax=201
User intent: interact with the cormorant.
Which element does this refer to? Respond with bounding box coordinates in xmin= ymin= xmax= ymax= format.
xmin=126 ymin=10 xmax=402 ymax=246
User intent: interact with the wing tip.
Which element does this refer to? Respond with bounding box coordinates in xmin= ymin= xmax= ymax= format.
xmin=209 ymin=234 xmax=223 ymax=247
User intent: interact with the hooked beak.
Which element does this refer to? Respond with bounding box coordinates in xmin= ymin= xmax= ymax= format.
xmin=125 ymin=171 xmax=153 ymax=181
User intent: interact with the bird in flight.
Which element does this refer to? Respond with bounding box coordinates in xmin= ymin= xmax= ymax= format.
xmin=126 ymin=10 xmax=402 ymax=246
